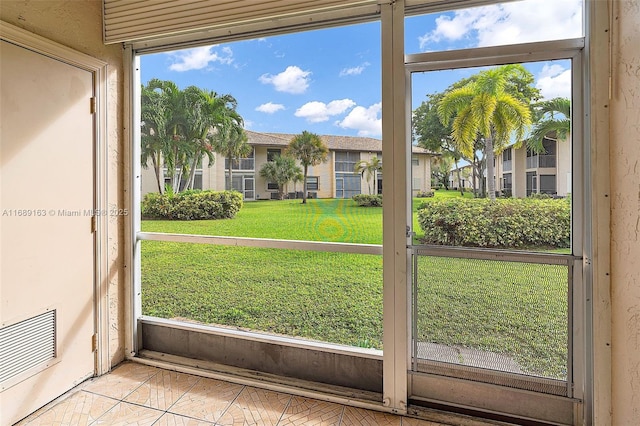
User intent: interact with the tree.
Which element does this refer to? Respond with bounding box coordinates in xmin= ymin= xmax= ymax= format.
xmin=144 ymin=79 xmax=189 ymax=194
xmin=140 ymin=79 xmax=244 ymax=194
xmin=431 ymin=156 xmax=453 ymax=190
xmin=291 ymin=170 xmax=304 ymax=196
xmin=212 ymin=120 xmax=251 ymax=192
xmin=354 ymin=156 xmax=382 ymax=195
xmin=438 ymin=64 xmax=532 ymax=200
xmin=286 ymin=131 xmax=329 ymax=204
xmin=259 ymin=155 xmax=302 ymax=200
xmin=413 ymin=92 xmax=466 ymax=195
xmin=141 ymin=81 xmax=170 ymax=193
xmin=528 ymin=97 xmax=571 ymax=153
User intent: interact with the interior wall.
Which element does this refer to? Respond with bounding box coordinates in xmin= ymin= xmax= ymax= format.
xmin=610 ymin=0 xmax=640 ymax=424
xmin=0 ymin=0 xmax=126 ymax=367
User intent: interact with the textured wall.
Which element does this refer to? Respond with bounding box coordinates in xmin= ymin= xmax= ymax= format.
xmin=0 ymin=1 xmax=126 ymax=367
xmin=611 ymin=0 xmax=640 ymax=423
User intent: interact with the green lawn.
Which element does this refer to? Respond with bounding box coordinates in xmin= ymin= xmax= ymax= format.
xmin=141 ymin=191 xmax=568 ymax=379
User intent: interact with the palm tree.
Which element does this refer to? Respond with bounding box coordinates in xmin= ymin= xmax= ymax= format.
xmin=180 ymin=86 xmax=215 ymax=191
xmin=438 ymin=64 xmax=532 ymax=200
xmin=259 ymin=155 xmax=302 ymax=200
xmin=354 ymin=157 xmax=382 ymax=195
xmin=182 ymin=88 xmax=242 ymax=191
xmin=285 ymin=131 xmax=329 ymax=204
xmin=291 ymin=170 xmax=304 ymax=197
xmin=141 ymin=82 xmax=169 ymax=193
xmin=212 ymin=120 xmax=251 ymax=192
xmin=528 ymin=97 xmax=571 ymax=153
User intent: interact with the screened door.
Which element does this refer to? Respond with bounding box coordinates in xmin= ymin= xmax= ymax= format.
xmin=405 ymin=42 xmax=585 ymax=425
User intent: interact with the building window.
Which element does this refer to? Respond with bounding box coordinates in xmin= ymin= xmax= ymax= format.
xmin=225 ymin=149 xmax=255 ymax=171
xmin=539 ymin=138 xmax=557 ymax=168
xmin=539 ymin=174 xmax=557 ymax=195
xmin=336 ymin=174 xmax=361 ymax=198
xmin=503 ymin=173 xmax=512 ymax=197
xmin=412 ymin=156 xmax=419 ymax=166
xmin=267 ymin=148 xmax=281 ymax=162
xmin=526 ymin=147 xmax=538 ymax=169
xmin=306 ymin=176 xmax=319 ymax=191
xmin=503 ymin=149 xmax=512 ymax=172
xmin=267 ymin=182 xmax=279 ymax=191
xmin=526 ymin=171 xmax=537 ymax=196
xmin=335 ymin=151 xmax=360 ymax=172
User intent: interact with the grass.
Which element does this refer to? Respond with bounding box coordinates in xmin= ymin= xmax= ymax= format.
xmin=141 ymin=190 xmax=568 ymax=379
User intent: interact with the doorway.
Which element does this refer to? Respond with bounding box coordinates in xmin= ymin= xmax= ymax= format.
xmin=0 ymin=32 xmax=102 ymax=425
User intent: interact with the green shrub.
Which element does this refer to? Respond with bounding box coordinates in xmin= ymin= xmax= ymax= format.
xmin=142 ymin=190 xmax=243 ymax=220
xmin=141 ymin=192 xmax=173 ymax=218
xmin=417 ymin=198 xmax=570 ymax=249
xmin=352 ymin=194 xmax=383 ymax=207
xmin=416 ymin=190 xmax=435 ymax=198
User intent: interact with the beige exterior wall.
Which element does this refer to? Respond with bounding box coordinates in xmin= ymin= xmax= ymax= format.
xmin=556 ymin=137 xmax=571 ymax=196
xmin=411 ymin=154 xmax=431 ymax=195
xmin=310 ymin=152 xmax=335 ymax=199
xmin=610 ymin=1 xmax=640 ymax=424
xmin=0 ymin=1 xmax=126 ymax=366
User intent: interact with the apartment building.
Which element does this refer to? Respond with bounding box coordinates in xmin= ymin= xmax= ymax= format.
xmin=141 ymin=130 xmax=433 ymax=200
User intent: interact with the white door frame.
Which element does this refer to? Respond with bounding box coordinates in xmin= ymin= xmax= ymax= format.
xmin=0 ymin=21 xmax=110 ymax=375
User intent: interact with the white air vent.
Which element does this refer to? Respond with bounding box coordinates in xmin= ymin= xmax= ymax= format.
xmin=0 ymin=310 xmax=56 ymax=387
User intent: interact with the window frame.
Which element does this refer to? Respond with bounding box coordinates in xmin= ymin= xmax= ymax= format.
xmin=124 ymin=1 xmax=601 ymax=422
xmin=306 ymin=176 xmax=319 ymax=191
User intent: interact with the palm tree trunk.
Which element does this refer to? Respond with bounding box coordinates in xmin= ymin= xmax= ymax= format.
xmin=472 ymin=156 xmax=479 ymax=198
xmin=152 ymin=154 xmax=163 ymax=194
xmin=454 ymin=158 xmax=463 ymax=196
xmin=373 ymin=171 xmax=377 ymax=195
xmin=227 ymin=155 xmax=233 ymax=191
xmin=186 ymin=149 xmax=200 ymax=190
xmin=302 ymin=165 xmax=308 ymax=204
xmin=486 ymin=135 xmax=496 ymax=201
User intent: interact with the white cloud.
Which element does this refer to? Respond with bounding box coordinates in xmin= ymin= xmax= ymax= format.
xmin=256 ymin=102 xmax=285 ymax=114
xmin=259 ymin=66 xmax=311 ymax=94
xmin=339 ymin=62 xmax=371 ymax=77
xmin=295 ymin=99 xmax=356 ymax=123
xmin=536 ymin=64 xmax=572 ymax=99
xmin=168 ymin=46 xmax=233 ymax=71
xmin=419 ymin=0 xmax=582 ymax=50
xmin=336 ymin=102 xmax=382 ymax=137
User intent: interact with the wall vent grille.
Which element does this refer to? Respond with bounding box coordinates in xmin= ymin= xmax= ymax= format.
xmin=0 ymin=310 xmax=56 ymax=385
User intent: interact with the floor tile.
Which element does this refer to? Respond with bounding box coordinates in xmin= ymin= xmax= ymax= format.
xmin=340 ymin=405 xmax=401 ymax=426
xmin=154 ymin=412 xmax=216 ymax=425
xmin=16 ymin=391 xmax=118 ymax=426
xmin=92 ymin=401 xmax=164 ymax=425
xmin=167 ymin=377 xmax=244 ymax=423
xmin=215 ymin=386 xmax=291 ymax=425
xmin=124 ymin=369 xmax=200 ymax=410
xmin=401 ymin=417 xmax=447 ymax=426
xmin=83 ymin=362 xmax=158 ymax=400
xmin=277 ymin=396 xmax=344 ymax=426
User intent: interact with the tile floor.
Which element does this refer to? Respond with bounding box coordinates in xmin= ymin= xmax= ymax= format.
xmin=15 ymin=362 xmax=448 ymax=426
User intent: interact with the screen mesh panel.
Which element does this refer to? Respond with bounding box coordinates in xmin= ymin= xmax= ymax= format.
xmin=412 ymin=253 xmax=570 ymax=395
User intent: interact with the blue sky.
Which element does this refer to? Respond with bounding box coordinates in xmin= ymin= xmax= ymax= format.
xmin=140 ymin=0 xmax=582 ymax=139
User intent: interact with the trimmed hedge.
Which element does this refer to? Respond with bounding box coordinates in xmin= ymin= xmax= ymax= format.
xmin=416 ymin=190 xmax=435 ymax=198
xmin=417 ymin=198 xmax=570 ymax=249
xmin=142 ymin=190 xmax=243 ymax=220
xmin=352 ymin=194 xmax=383 ymax=207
